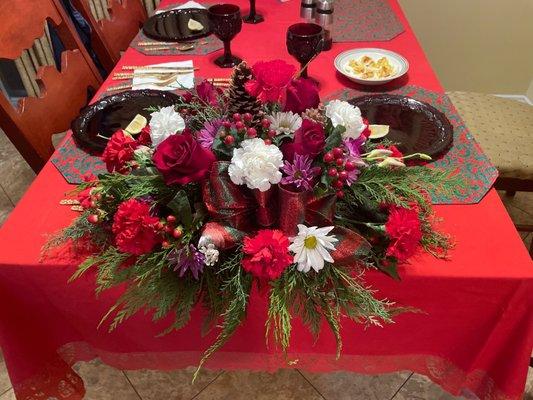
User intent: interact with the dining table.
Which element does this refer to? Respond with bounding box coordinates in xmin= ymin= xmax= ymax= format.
xmin=0 ymin=0 xmax=531 ymax=399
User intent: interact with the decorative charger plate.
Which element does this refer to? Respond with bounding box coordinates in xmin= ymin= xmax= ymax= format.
xmin=349 ymin=95 xmax=453 ymax=158
xmin=72 ymin=89 xmax=181 ymax=152
xmin=142 ymin=9 xmax=211 ymax=42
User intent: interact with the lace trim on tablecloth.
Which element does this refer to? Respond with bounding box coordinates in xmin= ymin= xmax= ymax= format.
xmin=12 ymin=341 xmax=518 ymax=400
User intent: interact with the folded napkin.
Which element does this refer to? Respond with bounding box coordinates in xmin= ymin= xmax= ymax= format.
xmin=155 ymin=1 xmax=206 ymax=14
xmin=132 ymin=61 xmax=194 ymax=91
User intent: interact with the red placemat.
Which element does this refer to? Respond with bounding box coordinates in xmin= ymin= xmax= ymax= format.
xmin=325 ymin=85 xmax=499 ymax=205
xmin=332 ymin=0 xmax=405 ymax=42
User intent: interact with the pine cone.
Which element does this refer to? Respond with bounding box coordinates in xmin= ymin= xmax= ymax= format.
xmin=302 ymin=103 xmax=326 ymax=124
xmin=226 ymin=62 xmax=262 ymax=120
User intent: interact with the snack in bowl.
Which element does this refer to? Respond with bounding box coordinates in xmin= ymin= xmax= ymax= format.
xmin=347 ymin=56 xmax=395 ymax=79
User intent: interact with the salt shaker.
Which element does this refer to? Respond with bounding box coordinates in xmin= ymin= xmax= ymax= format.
xmin=315 ymin=0 xmax=333 ymax=51
xmin=300 ymin=0 xmax=316 ymax=21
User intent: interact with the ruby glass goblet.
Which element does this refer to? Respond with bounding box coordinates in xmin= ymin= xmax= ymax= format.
xmin=208 ymin=4 xmax=243 ymax=68
xmin=286 ymin=23 xmax=324 ymax=79
xmin=243 ymin=0 xmax=264 ymax=24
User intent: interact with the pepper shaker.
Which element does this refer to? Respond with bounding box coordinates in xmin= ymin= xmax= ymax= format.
xmin=300 ymin=0 xmax=316 ymax=21
xmin=315 ymin=0 xmax=333 ymax=51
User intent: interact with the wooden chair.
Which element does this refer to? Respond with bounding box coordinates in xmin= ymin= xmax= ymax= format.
xmin=68 ymin=0 xmax=147 ymax=72
xmin=0 ymin=0 xmax=102 ymax=172
xmin=448 ymin=92 xmax=533 ymax=255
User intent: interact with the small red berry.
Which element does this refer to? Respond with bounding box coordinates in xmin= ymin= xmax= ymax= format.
xmin=232 ymin=113 xmax=241 ymax=121
xmin=94 ymin=193 xmax=102 ymax=200
xmin=338 ymin=170 xmax=349 ymax=181
xmin=222 ymin=120 xmax=232 ymax=129
xmin=336 ymin=190 xmax=345 ymax=199
xmin=327 ymin=167 xmax=338 ymax=177
xmin=224 ymin=135 xmax=235 ymax=145
xmin=155 ymin=221 xmax=165 ymax=231
xmin=335 ymin=158 xmax=344 ymax=167
xmin=162 ymin=240 xmax=171 ymax=249
xmin=246 ymin=127 xmax=257 ymax=138
xmin=344 ymin=161 xmax=356 ymax=171
xmin=89 ymin=200 xmax=97 ymax=208
xmin=261 ymin=118 xmax=271 ymax=128
xmin=268 ymin=129 xmax=277 ymax=138
xmin=243 ymin=113 xmax=253 ymax=122
xmin=332 ymin=147 xmax=344 ymax=158
xmin=165 ymin=225 xmax=173 ymax=233
xmin=264 ymin=138 xmax=272 ymax=145
xmin=172 ymin=228 xmax=183 ymax=239
xmin=87 ymin=214 xmax=99 ymax=224
xmin=323 ymin=152 xmax=334 ymax=163
xmin=333 ymin=179 xmax=344 ymax=189
xmin=166 ymin=215 xmax=176 ymax=223
xmin=235 ymin=121 xmax=245 ymax=130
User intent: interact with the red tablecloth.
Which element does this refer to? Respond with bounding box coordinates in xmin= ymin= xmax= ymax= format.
xmin=0 ymin=1 xmax=531 ymax=399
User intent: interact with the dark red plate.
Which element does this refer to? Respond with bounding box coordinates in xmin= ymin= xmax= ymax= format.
xmin=349 ymin=95 xmax=453 ymax=158
xmin=72 ymin=90 xmax=181 ymax=152
xmin=143 ymin=9 xmax=211 ymax=42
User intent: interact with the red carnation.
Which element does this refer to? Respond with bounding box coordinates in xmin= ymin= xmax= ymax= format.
xmin=245 ymin=60 xmax=296 ymax=103
xmin=377 ymin=144 xmax=403 ymax=159
xmin=385 ymin=206 xmax=422 ymax=262
xmin=283 ymin=78 xmax=320 ymax=114
xmin=196 ymin=80 xmax=221 ymax=106
xmin=102 ymin=130 xmax=138 ymax=173
xmin=152 ymin=132 xmax=216 ymax=185
xmin=361 ymin=118 xmax=371 ymax=139
xmin=282 ymin=119 xmax=326 ymax=162
xmin=242 ymin=230 xmax=292 ymax=280
xmin=77 ymin=188 xmax=93 ymax=209
xmin=112 ymin=198 xmax=160 ymax=256
xmin=137 ymin=126 xmax=152 ymax=147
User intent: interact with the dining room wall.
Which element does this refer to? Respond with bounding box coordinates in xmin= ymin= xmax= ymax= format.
xmin=398 ymin=0 xmax=533 ymax=99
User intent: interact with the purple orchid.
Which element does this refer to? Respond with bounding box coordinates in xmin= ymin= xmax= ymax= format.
xmin=281 ymin=153 xmax=321 ymax=191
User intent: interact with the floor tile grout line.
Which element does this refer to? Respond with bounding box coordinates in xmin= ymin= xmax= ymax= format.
xmin=0 ymin=184 xmax=15 ymax=208
xmin=295 ymin=369 xmax=328 ymax=400
xmin=189 ymin=370 xmax=225 ymax=400
xmin=389 ymin=372 xmax=413 ymax=400
xmin=121 ymin=370 xmax=143 ymax=400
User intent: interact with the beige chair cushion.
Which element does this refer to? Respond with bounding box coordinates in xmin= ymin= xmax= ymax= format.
xmin=447 ymin=92 xmax=533 ymax=180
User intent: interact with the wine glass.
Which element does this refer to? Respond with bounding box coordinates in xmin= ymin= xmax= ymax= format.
xmin=286 ymin=23 xmax=324 ymax=79
xmin=208 ymin=4 xmax=243 ymax=68
xmin=243 ymin=0 xmax=264 ymax=24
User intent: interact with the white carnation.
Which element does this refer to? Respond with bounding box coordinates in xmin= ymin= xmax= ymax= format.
xmin=228 ymin=138 xmax=283 ymax=192
xmin=325 ymin=100 xmax=367 ymax=140
xmin=149 ymin=106 xmax=186 ymax=147
xmin=199 ymin=243 xmax=219 ymax=266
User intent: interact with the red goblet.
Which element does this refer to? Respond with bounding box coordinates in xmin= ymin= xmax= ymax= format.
xmin=286 ymin=23 xmax=324 ymax=79
xmin=208 ymin=4 xmax=243 ymax=68
xmin=243 ymin=0 xmax=264 ymax=24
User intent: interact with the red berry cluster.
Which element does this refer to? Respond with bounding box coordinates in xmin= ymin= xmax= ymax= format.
xmin=154 ymin=214 xmax=183 ymax=249
xmin=219 ymin=113 xmax=276 ymax=146
xmin=322 ymin=146 xmax=357 ymax=198
xmin=85 ymin=189 xmax=105 ymax=225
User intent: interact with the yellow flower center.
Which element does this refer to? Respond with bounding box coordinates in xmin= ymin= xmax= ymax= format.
xmin=304 ymin=235 xmax=317 ymax=249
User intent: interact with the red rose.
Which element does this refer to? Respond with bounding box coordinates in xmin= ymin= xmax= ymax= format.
xmin=385 ymin=205 xmax=422 ymax=262
xmin=152 ymin=132 xmax=216 ymax=185
xmin=102 ymin=130 xmax=138 ymax=173
xmin=242 ymin=230 xmax=292 ymax=280
xmin=196 ymin=80 xmax=220 ymax=106
xmin=282 ymin=119 xmax=326 ymax=162
xmin=245 ymin=60 xmax=296 ymax=103
xmin=283 ymin=78 xmax=320 ymax=114
xmin=112 ymin=198 xmax=160 ymax=255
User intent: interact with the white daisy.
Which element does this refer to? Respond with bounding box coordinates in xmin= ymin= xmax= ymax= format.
xmin=288 ymin=224 xmax=338 ymax=273
xmin=267 ymin=111 xmax=303 ymax=135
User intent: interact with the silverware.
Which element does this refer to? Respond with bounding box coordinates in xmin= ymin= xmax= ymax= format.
xmin=121 ymin=65 xmax=199 ymax=71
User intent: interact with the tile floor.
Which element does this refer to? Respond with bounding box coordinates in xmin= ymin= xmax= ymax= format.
xmin=0 ymin=127 xmax=531 ymax=399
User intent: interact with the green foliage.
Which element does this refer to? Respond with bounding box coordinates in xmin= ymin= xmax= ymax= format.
xmin=167 ymin=190 xmax=193 ymax=228
xmin=193 ymin=250 xmax=252 ymax=381
xmin=324 ymin=123 xmax=345 ymax=151
xmin=267 ymin=264 xmax=396 ymax=359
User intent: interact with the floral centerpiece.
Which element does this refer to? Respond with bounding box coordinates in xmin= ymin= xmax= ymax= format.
xmin=45 ymin=60 xmax=458 ymax=378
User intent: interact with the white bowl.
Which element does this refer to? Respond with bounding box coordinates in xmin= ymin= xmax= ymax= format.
xmin=334 ymin=48 xmax=409 ymax=85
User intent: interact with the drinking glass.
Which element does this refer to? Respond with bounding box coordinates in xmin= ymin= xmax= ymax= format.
xmin=208 ymin=4 xmax=243 ymax=68
xmin=243 ymin=0 xmax=264 ymax=24
xmin=286 ymin=23 xmax=324 ymax=79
